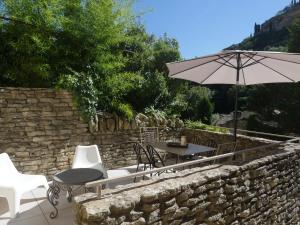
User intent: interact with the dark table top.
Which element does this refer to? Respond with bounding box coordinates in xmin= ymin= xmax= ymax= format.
xmin=53 ymin=168 xmax=103 ymax=185
xmin=150 ymin=142 xmax=215 ymax=156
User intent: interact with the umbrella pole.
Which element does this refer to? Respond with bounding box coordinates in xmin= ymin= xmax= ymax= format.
xmin=234 ymin=53 xmax=241 ymax=142
xmin=233 ymin=80 xmax=239 ymax=142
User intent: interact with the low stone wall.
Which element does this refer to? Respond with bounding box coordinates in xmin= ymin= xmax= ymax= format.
xmin=74 ymin=143 xmax=300 ymax=225
xmin=182 ymin=128 xmax=279 ymax=162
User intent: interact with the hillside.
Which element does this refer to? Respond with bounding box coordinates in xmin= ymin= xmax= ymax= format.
xmin=227 ymin=1 xmax=300 ymax=51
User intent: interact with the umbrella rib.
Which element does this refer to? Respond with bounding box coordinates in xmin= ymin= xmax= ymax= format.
xmin=215 ymin=59 xmax=236 ymax=69
xmin=215 ymin=55 xmax=237 ymax=68
xmin=241 ymin=52 xmax=258 ymax=68
xmin=169 ymin=53 xmax=234 ymax=77
xmin=255 ymin=53 xmax=300 ymax=65
xmin=253 ymin=60 xmax=296 ymax=82
xmin=200 ymin=54 xmax=236 ymax=84
xmin=241 ymin=53 xmax=268 ymax=69
xmin=167 ymin=51 xmax=232 ymax=65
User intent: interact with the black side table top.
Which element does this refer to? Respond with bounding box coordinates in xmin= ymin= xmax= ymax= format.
xmin=53 ymin=168 xmax=103 ymax=185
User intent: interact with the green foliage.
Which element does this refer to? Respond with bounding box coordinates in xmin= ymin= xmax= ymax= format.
xmin=185 ymin=120 xmax=229 ymax=134
xmin=223 ymin=14 xmax=300 ymax=135
xmin=288 ymin=20 xmax=300 ymax=52
xmin=168 ymin=86 xmax=214 ymax=124
xmin=245 ymin=21 xmax=300 ymax=135
xmin=57 ymin=70 xmax=98 ymax=121
xmin=246 ymin=83 xmax=300 ymax=134
xmin=145 ymin=106 xmax=167 ymax=120
xmin=104 ymin=72 xmax=142 ymax=119
xmin=0 ymin=0 xmax=214 ymax=124
xmin=227 ymin=29 xmax=289 ymax=51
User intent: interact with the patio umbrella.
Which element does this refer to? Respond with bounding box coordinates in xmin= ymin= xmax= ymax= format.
xmin=166 ymin=50 xmax=300 ymax=141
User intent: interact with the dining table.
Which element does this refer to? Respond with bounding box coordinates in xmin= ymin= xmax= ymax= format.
xmin=150 ymin=142 xmax=216 ymax=163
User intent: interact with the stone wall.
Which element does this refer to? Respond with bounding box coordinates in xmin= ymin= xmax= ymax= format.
xmin=0 ymin=87 xmax=93 ymax=175
xmin=0 ymin=88 xmax=140 ymax=174
xmin=0 ymin=87 xmax=178 ymax=175
xmin=74 ymin=143 xmax=300 ymax=225
xmin=182 ymin=128 xmax=279 ymax=162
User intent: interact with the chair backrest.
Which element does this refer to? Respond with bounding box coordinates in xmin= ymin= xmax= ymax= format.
xmin=133 ymin=142 xmax=151 ymax=165
xmin=217 ymin=142 xmax=237 ymax=155
xmin=193 ymin=136 xmax=202 ymax=145
xmin=205 ymin=139 xmax=218 ymax=157
xmin=146 ymin=144 xmax=165 ymax=168
xmin=140 ymin=127 xmax=159 ymax=144
xmin=72 ymin=145 xmax=102 ymax=168
xmin=0 ymin=153 xmax=19 ymax=176
xmin=206 ymin=139 xmax=218 ymax=148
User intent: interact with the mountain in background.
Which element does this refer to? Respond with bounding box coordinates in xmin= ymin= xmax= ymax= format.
xmin=227 ymin=0 xmax=300 ymax=51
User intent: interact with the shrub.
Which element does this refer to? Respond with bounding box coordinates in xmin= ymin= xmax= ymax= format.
xmin=185 ymin=120 xmax=229 ymax=133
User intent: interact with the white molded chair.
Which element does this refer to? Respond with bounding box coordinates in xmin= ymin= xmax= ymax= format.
xmin=0 ymin=153 xmax=49 ymax=218
xmin=72 ymin=145 xmax=108 ymax=178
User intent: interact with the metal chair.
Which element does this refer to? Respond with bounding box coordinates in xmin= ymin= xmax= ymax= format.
xmin=216 ymin=142 xmax=237 ymax=154
xmin=192 ymin=135 xmax=202 ymax=145
xmin=206 ymin=139 xmax=218 ymax=157
xmin=146 ymin=144 xmax=167 ymax=175
xmin=133 ymin=142 xmax=151 ymax=182
xmin=216 ymin=141 xmax=238 ymax=160
xmin=140 ymin=127 xmax=159 ymax=144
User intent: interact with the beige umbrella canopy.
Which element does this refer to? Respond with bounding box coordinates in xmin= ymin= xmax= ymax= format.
xmin=166 ymin=50 xmax=300 ymax=140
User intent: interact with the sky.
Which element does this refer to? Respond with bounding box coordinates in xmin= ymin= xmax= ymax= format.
xmin=134 ymin=0 xmax=292 ymax=59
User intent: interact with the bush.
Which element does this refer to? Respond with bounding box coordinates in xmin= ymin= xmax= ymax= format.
xmin=168 ymin=86 xmax=214 ymax=124
xmin=185 ymin=120 xmax=229 ymax=133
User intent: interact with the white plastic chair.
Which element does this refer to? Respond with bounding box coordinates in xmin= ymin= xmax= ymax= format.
xmin=0 ymin=153 xmax=49 ymax=218
xmin=72 ymin=145 xmax=108 ymax=178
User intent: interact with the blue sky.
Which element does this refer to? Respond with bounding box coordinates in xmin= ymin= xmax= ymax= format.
xmin=134 ymin=0 xmax=292 ymax=59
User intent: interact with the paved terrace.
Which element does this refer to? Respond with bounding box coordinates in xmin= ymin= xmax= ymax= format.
xmin=0 ymin=166 xmax=140 ymax=225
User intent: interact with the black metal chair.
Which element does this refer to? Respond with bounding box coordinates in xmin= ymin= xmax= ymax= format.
xmin=146 ymin=144 xmax=167 ymax=175
xmin=215 ymin=141 xmax=238 ymax=163
xmin=133 ymin=142 xmax=151 ymax=182
xmin=206 ymin=139 xmax=218 ymax=157
xmin=192 ymin=135 xmax=202 ymax=145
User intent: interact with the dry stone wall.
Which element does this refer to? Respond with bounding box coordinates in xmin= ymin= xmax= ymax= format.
xmin=0 ymin=88 xmax=141 ymax=175
xmin=182 ymin=129 xmax=279 ymax=162
xmin=0 ymin=87 xmax=93 ymax=175
xmin=0 ymin=87 xmax=178 ymax=175
xmin=74 ymin=143 xmax=300 ymax=225
xmin=0 ymin=87 xmax=285 ymax=177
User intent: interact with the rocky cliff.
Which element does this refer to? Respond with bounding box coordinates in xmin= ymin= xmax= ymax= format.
xmin=227 ymin=2 xmax=300 ymax=51
xmin=255 ymin=3 xmax=300 ymax=35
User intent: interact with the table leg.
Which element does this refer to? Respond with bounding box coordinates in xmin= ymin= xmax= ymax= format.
xmin=67 ymin=186 xmax=73 ymax=202
xmin=47 ymin=182 xmax=60 ymax=219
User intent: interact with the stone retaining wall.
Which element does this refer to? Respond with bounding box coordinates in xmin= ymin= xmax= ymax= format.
xmin=0 ymin=87 xmax=93 ymax=175
xmin=74 ymin=143 xmax=300 ymax=225
xmin=0 ymin=88 xmax=142 ymax=174
xmin=0 ymin=87 xmax=177 ymax=175
xmin=0 ymin=87 xmax=284 ymax=177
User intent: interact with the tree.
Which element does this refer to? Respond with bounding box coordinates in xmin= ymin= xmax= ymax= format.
xmin=288 ymin=20 xmax=300 ymax=52
xmin=167 ymin=86 xmax=214 ymax=124
xmin=245 ymin=20 xmax=300 ymax=134
xmin=0 ymin=0 xmax=62 ymax=87
xmin=0 ymin=0 xmax=214 ymax=123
